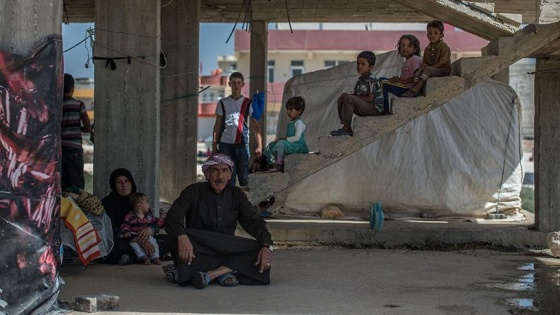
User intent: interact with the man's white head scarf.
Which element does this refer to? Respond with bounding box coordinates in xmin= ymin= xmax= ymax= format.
xmin=202 ymin=153 xmax=234 ymax=178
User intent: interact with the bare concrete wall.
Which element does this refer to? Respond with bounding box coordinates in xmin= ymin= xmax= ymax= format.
xmin=159 ymin=0 xmax=199 ymax=202
xmin=93 ymin=0 xmax=161 ymax=207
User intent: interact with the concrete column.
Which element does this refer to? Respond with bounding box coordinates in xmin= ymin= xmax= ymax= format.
xmin=0 ymin=0 xmax=61 ymax=54
xmin=94 ymin=0 xmax=161 ymax=208
xmin=0 ymin=1 xmax=63 ymax=313
xmin=160 ymin=0 xmax=199 ymax=202
xmin=534 ymin=2 xmax=560 ymax=232
xmin=250 ymin=21 xmax=268 ymax=154
xmin=534 ymin=57 xmax=560 ymax=232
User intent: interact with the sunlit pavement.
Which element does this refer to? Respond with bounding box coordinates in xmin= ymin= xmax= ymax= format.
xmin=59 ymin=246 xmax=560 ymax=314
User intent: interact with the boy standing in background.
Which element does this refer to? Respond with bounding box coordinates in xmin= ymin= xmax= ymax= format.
xmin=61 ymin=73 xmax=94 ymax=190
xmin=212 ymin=72 xmax=263 ymax=186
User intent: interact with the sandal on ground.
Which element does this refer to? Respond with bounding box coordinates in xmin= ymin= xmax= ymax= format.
xmin=192 ymin=271 xmax=211 ymax=289
xmin=401 ymin=90 xmax=421 ymax=97
xmin=162 ymin=264 xmax=178 ymax=283
xmin=215 ymin=273 xmax=239 ymax=287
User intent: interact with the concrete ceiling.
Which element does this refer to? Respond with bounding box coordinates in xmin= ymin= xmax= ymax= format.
xmin=63 ymin=0 xmax=537 ymax=39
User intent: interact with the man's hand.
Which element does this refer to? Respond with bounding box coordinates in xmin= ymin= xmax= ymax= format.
xmin=255 ymin=247 xmax=272 ymax=273
xmin=137 ymin=227 xmax=153 ymax=243
xmin=178 ymin=235 xmax=195 ymax=265
xmin=254 ymin=147 xmax=263 ymax=158
xmin=389 ymin=76 xmax=400 ymax=83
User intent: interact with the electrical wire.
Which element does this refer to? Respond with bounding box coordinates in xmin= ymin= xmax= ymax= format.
xmin=285 ymin=0 xmax=293 ymax=33
xmin=161 ymin=0 xmax=174 ymax=8
xmin=226 ymin=0 xmax=247 ymax=43
xmin=63 ymin=34 xmax=91 ymax=53
xmin=63 ymin=0 xmax=70 ymax=25
xmin=94 ymin=27 xmax=160 ymax=39
xmin=91 ymin=38 xmax=167 ymax=69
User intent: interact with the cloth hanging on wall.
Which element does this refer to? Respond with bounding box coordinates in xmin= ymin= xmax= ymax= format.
xmin=0 ymin=35 xmax=63 ymax=315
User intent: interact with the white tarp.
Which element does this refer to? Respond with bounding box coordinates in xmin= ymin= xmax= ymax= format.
xmin=274 ymin=51 xmax=523 ymax=218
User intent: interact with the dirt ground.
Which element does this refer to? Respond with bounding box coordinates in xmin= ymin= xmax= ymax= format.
xmin=57 ymin=247 xmax=560 ymax=315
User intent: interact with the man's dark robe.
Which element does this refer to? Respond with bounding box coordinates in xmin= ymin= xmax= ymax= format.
xmin=165 ymin=182 xmax=273 ymax=285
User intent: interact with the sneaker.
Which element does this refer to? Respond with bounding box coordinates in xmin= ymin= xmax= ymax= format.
xmin=118 ymin=254 xmax=132 ymax=265
xmin=330 ymin=129 xmax=353 ymax=136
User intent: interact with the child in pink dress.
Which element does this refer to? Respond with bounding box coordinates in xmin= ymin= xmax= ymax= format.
xmin=378 ymin=34 xmax=423 ymax=113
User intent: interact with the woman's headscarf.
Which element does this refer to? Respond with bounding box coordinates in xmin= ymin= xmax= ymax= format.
xmin=202 ymin=154 xmax=234 ymax=178
xmin=109 ymin=168 xmax=137 ymax=194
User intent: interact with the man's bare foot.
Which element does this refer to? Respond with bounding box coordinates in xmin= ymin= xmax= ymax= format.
xmin=151 ymin=258 xmax=162 ymax=265
xmin=142 ymin=257 xmax=151 ymax=265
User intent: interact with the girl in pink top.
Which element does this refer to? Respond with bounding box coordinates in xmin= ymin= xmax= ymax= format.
xmin=378 ymin=34 xmax=423 ymax=114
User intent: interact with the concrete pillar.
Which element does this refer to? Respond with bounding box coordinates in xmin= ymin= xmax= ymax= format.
xmin=0 ymin=1 xmax=61 ymax=54
xmin=534 ymin=1 xmax=560 ymax=232
xmin=0 ymin=1 xmax=63 ymax=313
xmin=534 ymin=57 xmax=560 ymax=232
xmin=93 ymin=0 xmax=161 ymax=208
xmin=250 ymin=21 xmax=268 ymax=154
xmin=159 ymin=0 xmax=199 ymax=202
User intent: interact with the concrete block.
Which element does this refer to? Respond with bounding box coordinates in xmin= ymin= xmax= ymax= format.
xmin=75 ymin=294 xmax=119 ymax=313
xmin=482 ymin=37 xmax=522 ymax=56
xmin=451 ymin=57 xmax=498 ymax=77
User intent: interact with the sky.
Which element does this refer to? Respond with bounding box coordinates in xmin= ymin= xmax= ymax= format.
xmin=62 ymin=23 xmax=235 ymax=78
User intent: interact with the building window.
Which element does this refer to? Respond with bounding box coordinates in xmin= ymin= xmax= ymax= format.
xmin=325 ymin=60 xmax=350 ymax=68
xmin=291 ymin=60 xmax=304 ymax=77
xmin=267 ymin=60 xmax=275 ymax=83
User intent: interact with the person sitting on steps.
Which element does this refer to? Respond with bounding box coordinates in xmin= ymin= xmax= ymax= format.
xmin=378 ymin=34 xmax=423 ymax=113
xmin=330 ymin=50 xmax=382 ymax=137
xmin=263 ymin=96 xmax=309 ymax=172
xmin=402 ymin=20 xmax=451 ymax=97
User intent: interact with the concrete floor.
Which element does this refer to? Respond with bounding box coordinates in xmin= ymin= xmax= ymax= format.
xmin=58 ymin=246 xmax=560 ymax=315
xmin=55 ymin=218 xmax=560 ymax=315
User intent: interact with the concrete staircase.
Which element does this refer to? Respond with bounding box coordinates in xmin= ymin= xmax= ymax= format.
xmin=246 ymin=21 xmax=560 ymax=205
